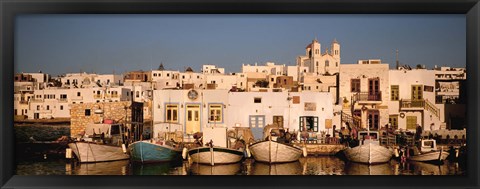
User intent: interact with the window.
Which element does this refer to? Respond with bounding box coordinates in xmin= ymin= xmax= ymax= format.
xmin=85 ymin=109 xmax=91 ymax=116
xmin=208 ymin=104 xmax=223 ymax=123
xmin=316 ymin=61 xmax=318 ymax=67
xmin=60 ymin=105 xmax=63 ymax=110
xmin=46 ymin=105 xmax=49 ymax=110
xmin=336 ymin=62 xmax=338 ymax=67
xmin=254 ymin=97 xmax=262 ymax=103
xmin=299 ymin=116 xmax=318 ymax=132
xmin=325 ymin=60 xmax=329 ymax=67
xmin=136 ymin=91 xmax=139 ymax=98
xmin=271 ymin=78 xmax=274 ymax=82
xmin=60 ymin=94 xmax=67 ymax=99
xmin=167 ymin=73 xmax=170 ymax=77
xmin=351 ymin=79 xmax=360 ymax=92
xmin=37 ymin=105 xmax=40 ymax=110
xmin=412 ymin=85 xmax=423 ymax=100
xmin=166 ymin=82 xmax=169 ymax=86
xmin=391 ymin=85 xmax=399 ymax=101
xmin=389 ymin=115 xmax=398 ymax=130
xmin=77 ymin=92 xmax=81 ymax=96
xmin=165 ymin=104 xmax=179 ymax=123
xmin=183 ymin=76 xmax=185 ymax=79
xmin=154 ymin=73 xmax=157 ymax=77
xmin=249 ymin=115 xmax=265 ymax=128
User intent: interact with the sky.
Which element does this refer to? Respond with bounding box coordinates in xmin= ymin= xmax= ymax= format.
xmin=15 ymin=14 xmax=466 ymax=76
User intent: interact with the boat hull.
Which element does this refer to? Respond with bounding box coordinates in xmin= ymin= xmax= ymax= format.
xmin=68 ymin=142 xmax=129 ymax=163
xmin=408 ymin=151 xmax=450 ymax=162
xmin=249 ymin=141 xmax=303 ymax=163
xmin=128 ymin=140 xmax=183 ymax=163
xmin=188 ymin=147 xmax=244 ymax=165
xmin=343 ymin=143 xmax=393 ymax=164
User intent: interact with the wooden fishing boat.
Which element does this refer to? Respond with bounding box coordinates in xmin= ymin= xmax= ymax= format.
xmin=128 ymin=139 xmax=183 ymax=163
xmin=249 ymin=140 xmax=303 ymax=163
xmin=68 ymin=123 xmax=129 ymax=163
xmin=249 ymin=124 xmax=304 ymax=163
xmin=188 ymin=145 xmax=244 ymax=166
xmin=187 ymin=126 xmax=246 ymax=166
xmin=343 ymin=131 xmax=393 ymax=164
xmin=407 ymin=139 xmax=449 ymax=163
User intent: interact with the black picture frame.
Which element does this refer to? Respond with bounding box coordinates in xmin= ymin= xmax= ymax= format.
xmin=1 ymin=0 xmax=479 ymax=188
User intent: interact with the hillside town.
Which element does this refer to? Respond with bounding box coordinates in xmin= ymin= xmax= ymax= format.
xmin=14 ymin=39 xmax=466 ymax=136
xmin=14 ymin=39 xmax=467 ymax=173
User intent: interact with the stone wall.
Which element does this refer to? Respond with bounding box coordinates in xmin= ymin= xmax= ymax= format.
xmin=70 ymin=101 xmax=132 ymax=137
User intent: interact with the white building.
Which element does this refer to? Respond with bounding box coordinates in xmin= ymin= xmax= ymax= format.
xmin=242 ymin=62 xmax=286 ymax=76
xmin=297 ymin=38 xmax=340 ymax=75
xmin=205 ymin=74 xmax=238 ymax=90
xmin=339 ymin=60 xmax=389 ymax=130
xmin=60 ymin=72 xmax=122 ymax=88
xmin=152 ymin=89 xmax=334 ymax=140
xmin=26 ymin=86 xmax=131 ymax=119
xmin=389 ymin=69 xmax=444 ymax=131
xmin=202 ymin=65 xmax=225 ymax=75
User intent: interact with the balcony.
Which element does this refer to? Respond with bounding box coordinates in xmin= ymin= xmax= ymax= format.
xmin=354 ymin=92 xmax=382 ymax=104
xmin=400 ymin=99 xmax=425 ymax=110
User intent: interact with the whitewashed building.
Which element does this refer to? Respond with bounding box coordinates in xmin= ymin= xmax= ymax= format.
xmin=202 ymin=65 xmax=225 ymax=75
xmin=388 ymin=69 xmax=443 ymax=131
xmin=339 ymin=60 xmax=390 ymax=130
xmin=152 ymin=89 xmax=334 ymax=140
xmin=297 ymin=38 xmax=340 ymax=75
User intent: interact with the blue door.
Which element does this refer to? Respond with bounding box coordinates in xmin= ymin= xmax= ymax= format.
xmin=249 ymin=115 xmax=265 ymax=141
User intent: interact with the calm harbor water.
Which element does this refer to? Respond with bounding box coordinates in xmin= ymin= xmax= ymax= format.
xmin=16 ymin=156 xmax=465 ymax=176
xmin=13 ymin=125 xmax=466 ymax=176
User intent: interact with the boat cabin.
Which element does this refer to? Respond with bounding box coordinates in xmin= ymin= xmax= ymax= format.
xmin=419 ymin=139 xmax=437 ymax=153
xmin=358 ymin=131 xmax=380 ymax=145
xmin=83 ymin=123 xmax=125 ymax=144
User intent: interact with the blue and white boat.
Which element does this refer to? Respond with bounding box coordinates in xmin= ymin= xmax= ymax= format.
xmin=128 ymin=139 xmax=183 ymax=164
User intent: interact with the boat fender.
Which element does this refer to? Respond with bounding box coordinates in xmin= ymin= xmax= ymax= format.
xmin=302 ymin=146 xmax=308 ymax=157
xmin=122 ymin=144 xmax=127 ymax=153
xmin=182 ymin=147 xmax=188 ymax=160
xmin=246 ymin=145 xmax=251 ymax=158
xmin=394 ymin=148 xmax=399 ymax=158
xmin=66 ymin=148 xmax=72 ymax=159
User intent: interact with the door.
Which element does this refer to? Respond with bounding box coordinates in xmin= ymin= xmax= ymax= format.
xmin=249 ymin=115 xmax=265 ymax=141
xmin=411 ymin=85 xmax=423 ymax=101
xmin=406 ymin=116 xmax=417 ymax=130
xmin=273 ymin=116 xmax=284 ymax=128
xmin=186 ymin=104 xmax=201 ymax=135
xmin=368 ymin=78 xmax=380 ymax=100
xmin=367 ymin=110 xmax=379 ymax=130
xmin=34 ymin=113 xmax=39 ymax=119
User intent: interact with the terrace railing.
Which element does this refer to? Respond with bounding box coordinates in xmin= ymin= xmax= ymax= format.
xmin=354 ymin=91 xmax=382 ymax=102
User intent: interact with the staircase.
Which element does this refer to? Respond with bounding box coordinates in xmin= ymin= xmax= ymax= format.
xmin=424 ymin=99 xmax=440 ymax=118
xmin=341 ymin=111 xmax=362 ymax=131
xmin=340 ymin=95 xmax=362 ymax=131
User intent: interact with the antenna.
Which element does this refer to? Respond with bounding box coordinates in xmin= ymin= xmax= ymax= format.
xmin=396 ymin=49 xmax=400 ymax=70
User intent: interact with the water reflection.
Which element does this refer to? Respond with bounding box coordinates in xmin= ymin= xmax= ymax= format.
xmin=130 ymin=161 xmax=185 ymax=175
xmin=344 ymin=162 xmax=394 ymax=175
xmin=249 ymin=161 xmax=302 ymax=175
xmin=190 ymin=163 xmax=242 ymax=175
xmin=68 ymin=160 xmax=130 ymax=175
xmin=300 ymin=157 xmax=345 ymax=175
xmin=15 ymin=156 xmax=466 ymax=175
